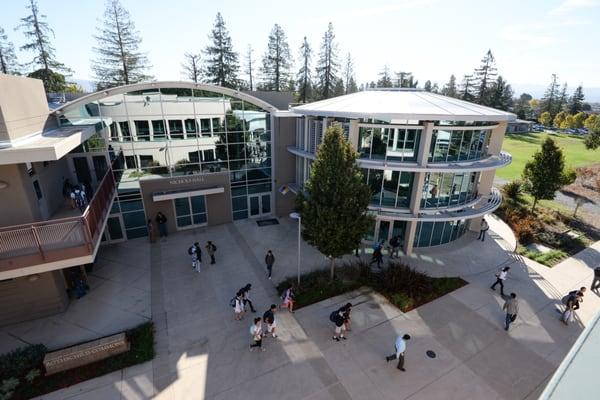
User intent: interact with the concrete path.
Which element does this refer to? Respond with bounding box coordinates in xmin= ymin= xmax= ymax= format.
xmin=24 ymin=216 xmax=600 ymax=400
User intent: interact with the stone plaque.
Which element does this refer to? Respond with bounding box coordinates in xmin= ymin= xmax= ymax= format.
xmin=43 ymin=332 xmax=130 ymax=375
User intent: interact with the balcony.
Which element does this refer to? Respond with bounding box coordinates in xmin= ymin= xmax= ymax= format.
xmin=0 ymin=167 xmax=116 ymax=280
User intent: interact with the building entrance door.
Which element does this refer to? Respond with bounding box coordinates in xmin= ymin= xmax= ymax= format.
xmin=374 ymin=219 xmax=407 ymax=246
xmin=248 ymin=193 xmax=271 ymax=217
xmin=101 ymin=215 xmax=126 ymax=244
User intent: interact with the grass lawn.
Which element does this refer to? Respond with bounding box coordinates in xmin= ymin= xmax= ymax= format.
xmin=498 ymin=132 xmax=599 ymax=181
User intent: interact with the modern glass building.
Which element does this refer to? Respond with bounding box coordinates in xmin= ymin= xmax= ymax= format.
xmin=289 ymin=89 xmax=514 ymax=253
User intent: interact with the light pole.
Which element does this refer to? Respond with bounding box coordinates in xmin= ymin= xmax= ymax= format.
xmin=290 ymin=212 xmax=301 ymax=285
xmin=159 ymin=143 xmax=171 ymax=174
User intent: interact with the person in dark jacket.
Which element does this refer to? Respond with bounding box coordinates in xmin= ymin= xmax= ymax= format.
xmin=592 ymin=266 xmax=600 ymax=291
xmin=240 ymin=284 xmax=256 ymax=313
xmin=265 ymin=250 xmax=275 ymax=279
xmin=156 ymin=212 xmax=168 ymax=238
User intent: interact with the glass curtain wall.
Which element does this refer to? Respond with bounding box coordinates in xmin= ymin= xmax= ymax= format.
xmin=415 ymin=220 xmax=468 ymax=247
xmin=421 ymin=172 xmax=478 ymax=208
xmin=428 ymin=129 xmax=491 ymax=162
xmin=358 ymin=126 xmax=421 ymax=162
xmin=362 ymin=168 xmax=414 ymax=208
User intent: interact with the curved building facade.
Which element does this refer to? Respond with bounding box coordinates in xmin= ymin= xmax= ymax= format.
xmin=288 ymin=89 xmax=514 ymax=254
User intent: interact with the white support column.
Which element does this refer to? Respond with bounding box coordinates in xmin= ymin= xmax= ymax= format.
xmin=348 ymin=119 xmax=359 ymax=150
xmin=417 ymin=122 xmax=434 ymax=166
xmin=303 ymin=117 xmax=310 ymax=151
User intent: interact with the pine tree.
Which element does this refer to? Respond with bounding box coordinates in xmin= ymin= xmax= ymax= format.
xmin=260 ymin=24 xmax=292 ymax=91
xmin=296 ymin=124 xmax=373 ymax=279
xmin=245 ymin=45 xmax=255 ymax=91
xmin=16 ymin=0 xmax=71 ymax=91
xmin=522 ymin=138 xmax=575 ymax=211
xmin=441 ymin=74 xmax=458 ymax=97
xmin=488 ymin=76 xmax=513 ymax=111
xmin=431 ymin=83 xmax=439 ymax=93
xmin=393 ymin=71 xmax=417 ymax=88
xmin=568 ymin=85 xmax=584 ymax=114
xmin=473 ymin=49 xmax=497 ymax=105
xmin=584 ymin=117 xmax=600 ymax=150
xmin=333 ymin=78 xmax=344 ymax=96
xmin=181 ymin=53 xmax=201 ymax=82
xmin=540 ymin=74 xmax=560 ymax=117
xmin=377 ymin=66 xmax=393 ymax=88
xmin=459 ymin=74 xmax=476 ymax=101
xmin=556 ymin=83 xmax=568 ymax=113
xmin=92 ymin=0 xmax=151 ymax=89
xmin=514 ymin=93 xmax=533 ymax=119
xmin=296 ymin=37 xmax=312 ymax=103
xmin=202 ymin=13 xmax=240 ymax=88
xmin=342 ymin=53 xmax=357 ymax=94
xmin=423 ymin=80 xmax=433 ymax=92
xmin=315 ymin=22 xmax=339 ymax=99
xmin=0 ymin=27 xmax=19 ymax=75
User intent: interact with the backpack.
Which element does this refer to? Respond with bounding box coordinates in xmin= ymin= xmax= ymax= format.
xmin=188 ymin=246 xmax=194 ymax=255
xmin=329 ymin=311 xmax=338 ymax=323
xmin=212 ymin=244 xmax=217 ymax=251
xmin=229 ymin=297 xmax=236 ymax=308
xmin=561 ymin=290 xmax=578 ymax=305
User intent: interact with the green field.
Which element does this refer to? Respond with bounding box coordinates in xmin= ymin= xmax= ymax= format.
xmin=498 ymin=132 xmax=600 ymax=181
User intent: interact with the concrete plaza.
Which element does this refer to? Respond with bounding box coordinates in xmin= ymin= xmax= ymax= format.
xmin=2 ymin=215 xmax=597 ymax=399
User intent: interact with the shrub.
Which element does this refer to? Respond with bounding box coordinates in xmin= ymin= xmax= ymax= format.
xmin=0 ymin=344 xmax=46 ymax=383
xmin=512 ymin=216 xmax=536 ymax=245
xmin=502 ymin=180 xmax=523 ymax=202
xmin=389 ymin=293 xmax=414 ymax=311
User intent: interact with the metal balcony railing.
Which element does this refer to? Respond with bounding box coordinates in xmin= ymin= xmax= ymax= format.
xmin=0 ymin=165 xmax=116 ymax=275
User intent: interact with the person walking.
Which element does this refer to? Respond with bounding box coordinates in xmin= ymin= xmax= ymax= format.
xmin=502 ymin=293 xmax=519 ymax=331
xmin=189 ymin=242 xmax=202 ymax=272
xmin=385 ymin=334 xmax=411 ymax=371
xmin=591 ymin=266 xmax=600 ymax=291
xmin=263 ymin=304 xmax=278 ymax=338
xmin=156 ymin=212 xmax=168 ymax=238
xmin=73 ymin=187 xmax=86 ymax=212
xmin=341 ymin=303 xmax=353 ymax=331
xmin=370 ymin=242 xmax=384 ymax=268
xmin=478 ymin=218 xmax=490 ymax=242
xmin=265 ymin=250 xmax=275 ymax=279
xmin=330 ymin=307 xmax=347 ymax=342
xmin=281 ymin=284 xmax=295 ymax=313
xmin=240 ymin=284 xmax=256 ymax=313
xmin=147 ymin=219 xmax=157 ymax=243
xmin=562 ymin=290 xmax=583 ymax=326
xmin=205 ymin=241 xmax=217 ymax=264
xmin=249 ymin=317 xmax=265 ymax=351
xmin=389 ymin=235 xmax=401 ymax=259
xmin=490 ymin=266 xmax=510 ymax=296
xmin=234 ymin=293 xmax=245 ymax=321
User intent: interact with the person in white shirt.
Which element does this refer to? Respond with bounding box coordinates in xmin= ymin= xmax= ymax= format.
xmin=249 ymin=317 xmax=265 ymax=351
xmin=385 ymin=334 xmax=411 ymax=371
xmin=234 ymin=294 xmax=245 ymax=321
xmin=490 ymin=266 xmax=510 ymax=296
xmin=262 ymin=304 xmax=278 ymax=338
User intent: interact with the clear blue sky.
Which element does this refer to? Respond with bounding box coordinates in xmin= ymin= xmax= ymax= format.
xmin=1 ymin=0 xmax=599 ymax=92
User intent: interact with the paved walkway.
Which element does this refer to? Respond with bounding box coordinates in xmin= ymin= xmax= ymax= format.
xmin=21 ymin=216 xmax=600 ymax=399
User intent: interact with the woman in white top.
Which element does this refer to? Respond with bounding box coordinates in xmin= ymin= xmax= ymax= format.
xmin=249 ymin=317 xmax=264 ymax=351
xmin=234 ymin=294 xmax=245 ymax=320
xmin=281 ymin=284 xmax=295 ymax=313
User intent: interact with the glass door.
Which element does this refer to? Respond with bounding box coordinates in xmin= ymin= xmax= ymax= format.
xmin=376 ymin=220 xmax=391 ymax=243
xmin=101 ymin=215 xmax=126 ymax=244
xmin=248 ymin=193 xmax=272 ymax=218
xmin=174 ymin=195 xmax=207 ymax=230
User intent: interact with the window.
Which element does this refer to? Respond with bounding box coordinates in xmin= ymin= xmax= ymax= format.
xmin=119 ymin=122 xmax=132 ymax=141
xmin=139 ymin=155 xmax=154 ymax=168
xmin=189 ymin=151 xmax=201 ymax=164
xmin=174 ymin=195 xmax=207 ymax=229
xmin=168 ymin=120 xmax=184 ymax=139
xmin=185 ymin=119 xmax=197 ymax=137
xmin=152 ymin=120 xmax=166 ymax=140
xmin=134 ymin=120 xmax=150 ymax=141
xmin=200 ymin=119 xmax=211 ymax=136
xmin=202 ymin=149 xmax=215 ymax=162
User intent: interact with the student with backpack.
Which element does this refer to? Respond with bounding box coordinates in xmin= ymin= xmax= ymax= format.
xmin=188 ymin=242 xmax=202 ymax=272
xmin=240 ymin=284 xmax=256 ymax=313
xmin=389 ymin=236 xmax=401 ymax=259
xmin=330 ymin=304 xmax=351 ymax=341
xmin=561 ymin=287 xmax=586 ymax=325
xmin=263 ymin=304 xmax=278 ymax=338
xmin=205 ymin=241 xmax=217 ymax=264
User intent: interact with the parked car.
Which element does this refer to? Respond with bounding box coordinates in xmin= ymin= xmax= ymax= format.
xmin=565 ymin=129 xmax=578 ymax=134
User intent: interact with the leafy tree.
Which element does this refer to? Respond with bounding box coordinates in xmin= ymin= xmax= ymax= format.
xmin=342 ymin=53 xmax=357 ymax=94
xmin=245 ymin=45 xmax=255 ymax=91
xmin=92 ymin=0 xmax=151 ymax=89
xmin=377 ymin=66 xmax=393 ymax=88
xmin=568 ymin=85 xmax=585 ymax=114
xmin=538 ymin=111 xmax=552 ymax=126
xmin=315 ymin=22 xmax=339 ymax=99
xmin=459 ymin=74 xmax=476 ymax=101
xmin=560 ymin=114 xmax=575 ymax=129
xmin=28 ymin=68 xmax=68 ymax=92
xmin=540 ymin=74 xmax=560 ymax=117
xmin=441 ymin=74 xmax=458 ymax=97
xmin=202 ymin=13 xmax=240 ymax=88
xmin=296 ymin=124 xmax=373 ymax=279
xmin=584 ymin=114 xmax=598 ymax=130
xmin=423 ymin=80 xmax=432 ymax=92
xmin=584 ymin=117 xmax=600 ymax=150
xmin=553 ymin=111 xmax=567 ymax=128
xmin=474 ymin=49 xmax=497 ymax=105
xmin=0 ymin=27 xmax=19 ymax=74
xmin=260 ymin=24 xmax=292 ymax=91
xmin=296 ymin=36 xmax=312 ymax=103
xmin=514 ymin=93 xmax=533 ymax=119
xmin=572 ymin=112 xmax=586 ymax=129
xmin=181 ymin=52 xmax=201 ymax=82
xmin=488 ymin=76 xmax=513 ymax=111
xmin=17 ymin=0 xmax=71 ymax=91
xmin=431 ymin=83 xmax=439 ymax=93
xmin=522 ymin=138 xmax=575 ymax=211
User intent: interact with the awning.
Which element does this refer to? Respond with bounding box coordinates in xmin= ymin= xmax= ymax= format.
xmin=152 ymin=186 xmax=224 ymax=202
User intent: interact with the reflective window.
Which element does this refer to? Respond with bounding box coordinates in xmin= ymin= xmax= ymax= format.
xmin=429 ymin=129 xmax=491 ymax=162
xmin=359 ymin=126 xmax=421 ymax=162
xmin=415 ymin=220 xmax=467 ymax=247
xmin=421 ymin=172 xmax=478 ymax=208
xmin=363 ymin=168 xmax=414 ymax=209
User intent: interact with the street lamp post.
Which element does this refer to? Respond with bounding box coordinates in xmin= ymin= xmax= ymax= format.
xmin=290 ymin=212 xmax=301 ymax=285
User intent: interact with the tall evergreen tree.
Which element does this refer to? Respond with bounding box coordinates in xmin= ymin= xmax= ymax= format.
xmin=377 ymin=66 xmax=393 ymax=88
xmin=342 ymin=53 xmax=357 ymax=94
xmin=92 ymin=0 xmax=151 ymax=89
xmin=488 ymin=76 xmax=513 ymax=111
xmin=423 ymin=80 xmax=433 ymax=92
xmin=260 ymin=24 xmax=292 ymax=91
xmin=16 ymin=0 xmax=71 ymax=91
xmin=459 ymin=74 xmax=476 ymax=101
xmin=181 ymin=53 xmax=201 ymax=82
xmin=245 ymin=45 xmax=255 ymax=91
xmin=441 ymin=74 xmax=458 ymax=97
xmin=431 ymin=83 xmax=439 ymax=93
xmin=514 ymin=93 xmax=533 ymax=119
xmin=556 ymin=83 xmax=568 ymax=114
xmin=393 ymin=71 xmax=417 ymax=88
xmin=540 ymin=74 xmax=560 ymax=117
xmin=333 ymin=78 xmax=345 ymax=96
xmin=315 ymin=22 xmax=339 ymax=99
xmin=568 ymin=85 xmax=585 ymax=114
xmin=296 ymin=37 xmax=312 ymax=103
xmin=0 ymin=27 xmax=19 ymax=75
xmin=296 ymin=124 xmax=373 ymax=279
xmin=202 ymin=13 xmax=240 ymax=88
xmin=473 ymin=49 xmax=497 ymax=105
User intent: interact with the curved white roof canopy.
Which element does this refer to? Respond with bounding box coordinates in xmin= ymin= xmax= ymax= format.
xmin=292 ymin=90 xmax=516 ymax=122
xmin=52 ymin=81 xmax=278 ymax=115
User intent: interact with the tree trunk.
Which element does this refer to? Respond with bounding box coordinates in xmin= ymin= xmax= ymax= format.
xmin=531 ymin=197 xmax=538 ymax=212
xmin=329 ymin=257 xmax=335 ymax=280
xmin=573 ymin=202 xmax=580 ymax=218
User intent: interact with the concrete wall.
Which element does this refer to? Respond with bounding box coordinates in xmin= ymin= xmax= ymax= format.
xmin=0 ymin=163 xmax=40 ymax=226
xmin=273 ymin=116 xmax=298 ymax=217
xmin=0 ymin=74 xmax=50 ymax=143
xmin=0 ymin=270 xmax=68 ymax=327
xmin=139 ymin=172 xmax=232 ymax=234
